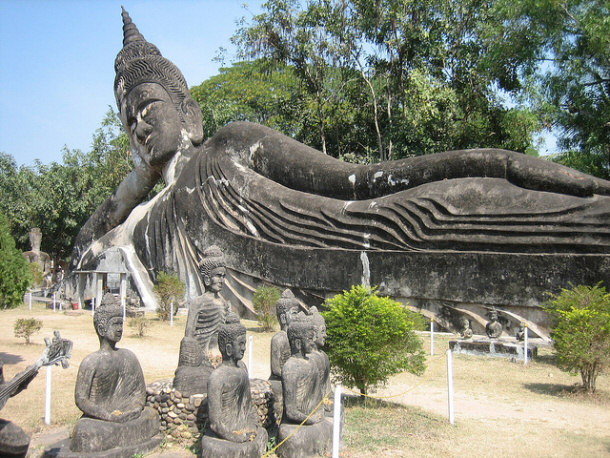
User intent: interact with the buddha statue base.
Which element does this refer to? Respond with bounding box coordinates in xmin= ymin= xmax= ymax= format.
xmin=201 ymin=427 xmax=268 ymax=458
xmin=276 ymin=418 xmax=333 ymax=458
xmin=45 ymin=407 xmax=162 ymax=458
xmin=0 ymin=419 xmax=30 ymax=458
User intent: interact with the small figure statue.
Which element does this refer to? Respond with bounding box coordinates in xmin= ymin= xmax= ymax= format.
xmin=458 ymin=315 xmax=473 ymax=339
xmin=277 ymin=313 xmax=332 ymax=458
xmin=515 ymin=324 xmax=526 ymax=341
xmin=485 ymin=309 xmax=503 ymax=339
xmin=308 ymin=307 xmax=332 ymax=411
xmin=22 ymin=228 xmax=52 ymax=286
xmin=201 ymin=313 xmax=268 ymax=458
xmin=65 ymin=293 xmax=160 ymax=456
xmin=1 ymin=331 xmax=72 ymax=458
xmin=174 ymin=246 xmax=230 ymax=396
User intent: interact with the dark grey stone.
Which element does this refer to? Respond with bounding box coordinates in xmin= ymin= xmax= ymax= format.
xmin=201 ymin=313 xmax=267 ymax=458
xmin=49 ymin=293 xmax=160 ymax=457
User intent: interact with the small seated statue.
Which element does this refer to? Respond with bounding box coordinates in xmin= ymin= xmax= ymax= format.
xmin=269 ymin=289 xmax=299 ymax=422
xmin=201 ymin=313 xmax=268 ymax=458
xmin=277 ymin=313 xmax=332 ymax=458
xmin=1 ymin=332 xmax=71 ymax=458
xmin=485 ymin=309 xmax=503 ymax=339
xmin=458 ymin=315 xmax=473 ymax=339
xmin=174 ymin=246 xmax=230 ymax=396
xmin=66 ymin=293 xmax=161 ymax=456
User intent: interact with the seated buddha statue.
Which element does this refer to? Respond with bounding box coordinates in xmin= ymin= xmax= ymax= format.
xmin=201 ymin=313 xmax=267 ymax=457
xmin=67 ymin=293 xmax=161 ymax=456
xmin=277 ymin=313 xmax=333 ymax=457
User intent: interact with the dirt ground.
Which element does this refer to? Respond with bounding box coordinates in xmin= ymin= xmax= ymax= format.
xmin=1 ymin=303 xmax=608 ymax=457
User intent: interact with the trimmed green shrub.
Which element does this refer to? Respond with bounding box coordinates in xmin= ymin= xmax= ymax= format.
xmin=253 ymin=285 xmax=281 ymax=331
xmin=153 ymin=272 xmax=185 ymax=322
xmin=14 ymin=318 xmax=42 ymax=344
xmin=322 ymin=285 xmax=426 ymax=397
xmin=0 ymin=214 xmax=32 ymax=309
xmin=543 ymin=283 xmax=610 ymax=393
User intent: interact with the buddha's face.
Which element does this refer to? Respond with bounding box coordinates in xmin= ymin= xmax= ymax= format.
xmin=204 ymin=266 xmax=226 ymax=294
xmin=314 ymin=324 xmax=326 ymax=349
xmin=102 ymin=316 xmax=124 ymax=344
xmin=302 ymin=329 xmax=315 ymax=354
xmin=123 ymin=82 xmax=182 ymax=166
xmin=229 ymin=333 xmax=247 ymax=362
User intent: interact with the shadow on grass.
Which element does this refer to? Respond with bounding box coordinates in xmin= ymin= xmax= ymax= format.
xmin=532 ymin=353 xmax=557 ymax=366
xmin=523 ymin=382 xmax=580 ymax=397
xmin=0 ymin=352 xmax=25 ymax=365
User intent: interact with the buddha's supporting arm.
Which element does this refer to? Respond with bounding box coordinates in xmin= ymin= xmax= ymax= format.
xmin=70 ymin=164 xmax=159 ymax=269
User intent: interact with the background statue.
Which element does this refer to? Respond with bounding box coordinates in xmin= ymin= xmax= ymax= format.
xmin=71 ymin=8 xmax=610 ymax=336
xmin=277 ymin=313 xmax=332 ymax=457
xmin=0 ymin=331 xmax=71 ymax=458
xmin=485 ymin=309 xmax=503 ymax=339
xmin=174 ymin=245 xmax=230 ymax=396
xmin=66 ymin=293 xmax=161 ymax=456
xmin=201 ymin=313 xmax=267 ymax=457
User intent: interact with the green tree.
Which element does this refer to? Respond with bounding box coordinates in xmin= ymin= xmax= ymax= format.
xmin=252 ymin=285 xmax=281 ymax=331
xmin=232 ymin=0 xmax=544 ymax=162
xmin=153 ymin=271 xmax=185 ymax=321
xmin=322 ymin=285 xmax=425 ymax=397
xmin=191 ymin=60 xmax=305 ymax=140
xmin=542 ymin=283 xmax=610 ymax=393
xmin=0 ymin=213 xmax=31 ymax=309
xmin=484 ymin=0 xmax=610 ymax=178
xmin=14 ymin=318 xmax=42 ymax=344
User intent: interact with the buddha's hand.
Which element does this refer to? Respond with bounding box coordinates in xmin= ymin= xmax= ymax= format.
xmin=111 ymin=409 xmax=140 ymax=423
xmin=232 ymin=429 xmax=256 ymax=443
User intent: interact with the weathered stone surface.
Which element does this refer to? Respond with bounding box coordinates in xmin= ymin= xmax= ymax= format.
xmin=174 ymin=246 xmax=229 ymax=397
xmin=47 ymin=293 xmax=160 ymax=457
xmin=278 ymin=312 xmax=333 ymax=457
xmin=201 ymin=313 xmax=267 ymax=458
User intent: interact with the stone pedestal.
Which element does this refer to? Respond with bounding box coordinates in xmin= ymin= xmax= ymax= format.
xmin=201 ymin=426 xmax=268 ymax=458
xmin=0 ymin=419 xmax=30 ymax=458
xmin=449 ymin=339 xmax=538 ymax=359
xmin=276 ymin=418 xmax=333 ymax=458
xmin=44 ymin=407 xmax=162 ymax=458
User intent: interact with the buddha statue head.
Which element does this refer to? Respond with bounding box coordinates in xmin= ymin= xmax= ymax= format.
xmin=287 ymin=312 xmax=315 ymax=357
xmin=218 ymin=312 xmax=247 ymax=363
xmin=93 ymin=293 xmax=124 ymax=346
xmin=114 ymin=8 xmax=203 ymax=170
xmin=276 ymin=288 xmax=298 ymax=331
xmin=308 ymin=306 xmax=326 ymax=350
xmin=198 ymin=245 xmax=226 ymax=295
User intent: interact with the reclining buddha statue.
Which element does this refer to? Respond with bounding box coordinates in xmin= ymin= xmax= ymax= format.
xmin=71 ymin=8 xmax=610 ymax=334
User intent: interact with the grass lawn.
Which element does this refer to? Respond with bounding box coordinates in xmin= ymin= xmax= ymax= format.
xmin=1 ymin=301 xmax=608 ymax=457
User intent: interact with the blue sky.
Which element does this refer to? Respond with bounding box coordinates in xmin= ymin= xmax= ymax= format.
xmin=0 ymin=0 xmax=263 ymax=167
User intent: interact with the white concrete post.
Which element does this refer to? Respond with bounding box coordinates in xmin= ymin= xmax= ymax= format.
xmin=430 ymin=318 xmax=435 ymax=356
xmin=52 ymin=292 xmax=56 ymax=312
xmin=120 ymin=273 xmax=127 ymax=322
xmin=44 ymin=365 xmax=52 ymax=425
xmin=332 ymin=383 xmax=342 ymax=458
xmin=248 ymin=335 xmax=254 ymax=378
xmin=446 ymin=349 xmax=455 ymax=425
xmin=524 ymin=324 xmax=529 ymax=366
